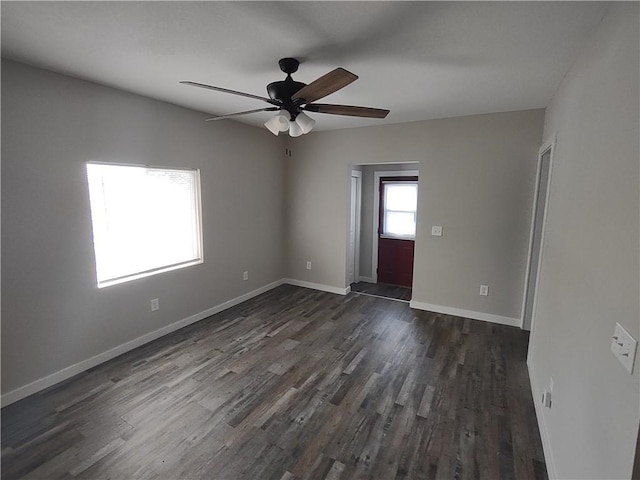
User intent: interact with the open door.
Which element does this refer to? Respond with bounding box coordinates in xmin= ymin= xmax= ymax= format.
xmin=521 ymin=137 xmax=555 ymax=331
xmin=377 ymin=176 xmax=418 ymax=287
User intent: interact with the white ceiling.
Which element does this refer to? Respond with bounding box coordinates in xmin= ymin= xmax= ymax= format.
xmin=1 ymin=1 xmax=608 ymax=131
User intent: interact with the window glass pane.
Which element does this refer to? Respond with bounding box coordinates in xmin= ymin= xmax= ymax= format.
xmin=86 ymin=163 xmax=202 ymax=287
xmin=385 ymin=184 xmax=417 ymax=212
xmin=385 ymin=211 xmax=416 ymax=236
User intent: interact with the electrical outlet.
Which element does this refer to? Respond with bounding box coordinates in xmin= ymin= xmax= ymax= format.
xmin=542 ymin=390 xmax=552 ymax=408
xmin=150 ymin=298 xmax=159 ymax=311
xmin=243 ymin=271 xmax=249 ymax=281
xmin=431 ymin=226 xmax=443 ymax=236
xmin=306 ymin=261 xmax=312 ymax=270
xmin=479 ymin=285 xmax=489 ymax=296
xmin=611 ymin=322 xmax=637 ymax=374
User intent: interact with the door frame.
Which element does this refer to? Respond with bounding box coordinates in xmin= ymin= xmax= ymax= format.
xmin=372 ymin=169 xmax=419 ymax=283
xmin=347 ymin=170 xmax=362 ymax=285
xmin=520 ymin=134 xmax=556 ymax=331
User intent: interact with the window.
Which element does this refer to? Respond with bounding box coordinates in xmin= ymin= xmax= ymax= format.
xmin=86 ymin=163 xmax=203 ymax=288
xmin=382 ymin=181 xmax=418 ymax=238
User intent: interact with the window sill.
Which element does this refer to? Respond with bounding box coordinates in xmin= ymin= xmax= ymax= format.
xmin=97 ymin=258 xmax=203 ymax=288
xmin=380 ymin=234 xmax=416 ymax=241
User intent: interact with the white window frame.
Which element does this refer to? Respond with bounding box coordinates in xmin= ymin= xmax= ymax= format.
xmin=86 ymin=162 xmax=204 ymax=288
xmin=380 ymin=180 xmax=419 ymax=240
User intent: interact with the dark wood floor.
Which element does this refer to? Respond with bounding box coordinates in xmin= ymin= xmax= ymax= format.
xmin=350 ymin=282 xmax=412 ymax=302
xmin=2 ymin=285 xmax=547 ymax=480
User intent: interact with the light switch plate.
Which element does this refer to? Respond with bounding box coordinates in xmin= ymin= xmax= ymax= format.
xmin=611 ymin=322 xmax=637 ymax=374
xmin=431 ymin=226 xmax=443 ymax=236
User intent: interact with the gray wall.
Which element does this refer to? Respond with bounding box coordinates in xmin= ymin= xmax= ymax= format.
xmin=357 ymin=163 xmax=418 ymax=280
xmin=1 ymin=60 xmax=285 ymax=395
xmin=528 ymin=4 xmax=639 ymax=479
xmin=286 ymin=109 xmax=544 ymax=321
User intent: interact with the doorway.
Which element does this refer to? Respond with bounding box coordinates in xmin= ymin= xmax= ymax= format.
xmin=348 ymin=166 xmax=419 ymax=302
xmin=521 ymin=137 xmax=555 ymax=331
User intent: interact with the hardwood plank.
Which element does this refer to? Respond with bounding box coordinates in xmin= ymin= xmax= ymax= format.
xmin=417 ymin=384 xmax=436 ymax=418
xmin=324 ymin=460 xmax=346 ymax=480
xmin=68 ymin=437 xmax=125 ymax=477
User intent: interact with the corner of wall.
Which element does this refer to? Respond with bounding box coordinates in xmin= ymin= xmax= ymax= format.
xmin=527 ymin=355 xmax=558 ymax=480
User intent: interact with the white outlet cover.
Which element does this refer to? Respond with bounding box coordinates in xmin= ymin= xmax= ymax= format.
xmin=479 ymin=285 xmax=489 ymax=296
xmin=611 ymin=322 xmax=637 ymax=374
xmin=431 ymin=226 xmax=443 ymax=236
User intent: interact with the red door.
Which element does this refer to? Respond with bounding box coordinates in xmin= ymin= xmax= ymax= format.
xmin=377 ymin=176 xmax=418 ymax=287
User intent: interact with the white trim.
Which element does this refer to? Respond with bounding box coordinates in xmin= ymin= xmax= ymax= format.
xmin=520 ymin=134 xmax=556 ymax=331
xmin=357 ymin=276 xmax=375 ymax=283
xmin=284 ymin=278 xmax=350 ymax=296
xmin=97 ymin=258 xmax=203 ymax=289
xmin=354 ymin=171 xmax=362 ymax=284
xmin=372 ymin=170 xmax=419 ymax=282
xmin=409 ymin=300 xmax=520 ymax=327
xmin=528 ymin=357 xmax=558 ymax=479
xmin=347 ymin=170 xmax=362 ymax=286
xmin=1 ymin=279 xmax=286 ymax=407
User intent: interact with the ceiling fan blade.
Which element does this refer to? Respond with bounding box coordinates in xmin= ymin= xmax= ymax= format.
xmin=204 ymin=107 xmax=280 ymax=121
xmin=305 ymin=103 xmax=390 ymax=118
xmin=292 ymin=68 xmax=358 ymax=104
xmin=180 ymin=81 xmax=276 ymax=104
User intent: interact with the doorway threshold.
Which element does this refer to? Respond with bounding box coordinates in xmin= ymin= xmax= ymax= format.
xmin=350 ymin=281 xmax=412 ymax=303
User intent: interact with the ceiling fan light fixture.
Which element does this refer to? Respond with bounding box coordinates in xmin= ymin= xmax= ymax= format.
xmin=295 ymin=112 xmax=316 ymax=134
xmin=289 ymin=120 xmax=304 ymax=137
xmin=264 ymin=111 xmax=290 ymax=135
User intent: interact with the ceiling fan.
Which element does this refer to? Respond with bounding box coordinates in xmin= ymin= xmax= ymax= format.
xmin=180 ymin=58 xmax=390 ymax=137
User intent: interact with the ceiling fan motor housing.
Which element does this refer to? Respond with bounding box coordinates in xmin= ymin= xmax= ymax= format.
xmin=266 ymin=79 xmax=306 ymax=103
xmin=267 ymin=58 xmax=307 ymax=118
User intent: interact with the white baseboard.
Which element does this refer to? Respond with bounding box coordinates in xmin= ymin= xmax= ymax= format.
xmin=1 ymin=279 xmax=286 ymax=407
xmin=527 ymin=357 xmax=557 ymax=479
xmin=283 ymin=278 xmax=350 ymax=296
xmin=409 ymin=300 xmax=521 ymax=327
xmin=357 ymin=276 xmax=375 ymax=283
